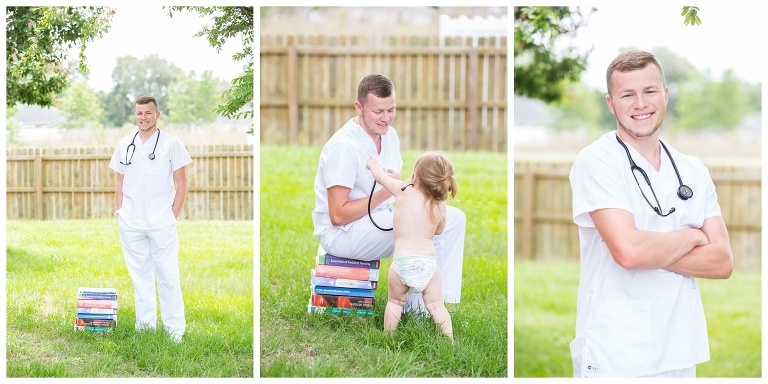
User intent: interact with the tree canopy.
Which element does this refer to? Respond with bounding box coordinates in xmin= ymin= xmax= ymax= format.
xmin=60 ymin=80 xmax=104 ymax=129
xmin=167 ymin=6 xmax=254 ymax=133
xmin=6 ymin=6 xmax=114 ymax=107
xmin=99 ymin=54 xmax=185 ymax=126
xmin=514 ymin=6 xmax=592 ymax=103
xmin=166 ymin=71 xmax=227 ymax=124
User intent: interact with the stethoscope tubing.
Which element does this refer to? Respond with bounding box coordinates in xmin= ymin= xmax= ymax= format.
xmin=615 ymin=135 xmax=692 ymax=217
xmin=121 ymin=129 xmax=160 ymax=165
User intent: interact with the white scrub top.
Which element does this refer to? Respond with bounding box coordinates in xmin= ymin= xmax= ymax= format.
xmin=569 ymin=130 xmax=721 ymax=377
xmin=312 ymin=117 xmax=403 ymax=236
xmin=109 ymin=129 xmax=192 ymax=230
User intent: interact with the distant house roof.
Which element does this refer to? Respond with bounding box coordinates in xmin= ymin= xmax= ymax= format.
xmin=14 ymin=105 xmax=65 ymax=126
xmin=513 ymin=96 xmax=553 ymax=127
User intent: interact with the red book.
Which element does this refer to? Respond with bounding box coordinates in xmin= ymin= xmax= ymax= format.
xmin=310 ymin=294 xmax=375 ymax=309
xmin=77 ymin=299 xmax=118 ymax=309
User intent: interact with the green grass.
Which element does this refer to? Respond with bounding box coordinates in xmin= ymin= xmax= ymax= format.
xmin=6 ymin=219 xmax=254 ymax=377
xmin=514 ymin=260 xmax=761 ymax=377
xmin=260 ymin=145 xmax=508 ymax=377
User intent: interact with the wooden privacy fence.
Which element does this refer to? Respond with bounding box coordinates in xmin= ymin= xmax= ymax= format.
xmin=6 ymin=144 xmax=253 ymax=220
xmin=260 ymin=34 xmax=507 ymax=152
xmin=514 ymin=157 xmax=761 ymax=271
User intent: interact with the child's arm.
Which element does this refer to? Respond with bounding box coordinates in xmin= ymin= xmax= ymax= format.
xmin=366 ymin=157 xmax=405 ymax=196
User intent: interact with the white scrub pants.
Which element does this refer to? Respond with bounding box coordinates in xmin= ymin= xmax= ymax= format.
xmin=318 ymin=205 xmax=466 ymax=307
xmin=118 ymin=216 xmax=185 ymax=338
xmin=638 ymin=366 xmax=696 ymax=378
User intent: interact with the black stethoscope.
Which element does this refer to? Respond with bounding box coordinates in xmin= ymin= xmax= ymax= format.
xmin=120 ymin=129 xmax=160 ymax=165
xmin=616 ymin=135 xmax=693 ymax=217
xmin=367 ymin=180 xmax=412 ymax=231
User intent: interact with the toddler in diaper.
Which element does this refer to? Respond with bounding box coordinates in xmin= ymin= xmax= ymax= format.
xmin=392 ymin=253 xmax=437 ymax=293
xmin=367 ymin=152 xmax=457 ymax=342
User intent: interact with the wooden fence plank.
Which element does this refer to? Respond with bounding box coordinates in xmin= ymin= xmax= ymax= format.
xmin=7 ymin=145 xmax=253 ymax=221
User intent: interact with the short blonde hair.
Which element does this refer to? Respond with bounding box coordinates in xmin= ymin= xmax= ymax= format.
xmin=134 ymin=95 xmax=159 ymax=110
xmin=606 ymin=50 xmax=666 ymax=96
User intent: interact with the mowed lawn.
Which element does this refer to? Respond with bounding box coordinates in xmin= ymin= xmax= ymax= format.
xmin=260 ymin=145 xmax=508 ymax=377
xmin=514 ymin=260 xmax=761 ymax=377
xmin=6 ymin=219 xmax=254 ymax=377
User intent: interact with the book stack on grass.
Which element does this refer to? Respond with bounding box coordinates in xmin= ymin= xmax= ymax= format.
xmin=74 ymin=287 xmax=118 ymax=332
xmin=308 ymin=246 xmax=380 ymax=317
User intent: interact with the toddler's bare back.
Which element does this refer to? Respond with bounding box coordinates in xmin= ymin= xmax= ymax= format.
xmin=392 ymin=187 xmax=445 ymax=256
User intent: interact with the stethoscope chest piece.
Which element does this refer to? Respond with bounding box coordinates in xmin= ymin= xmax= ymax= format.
xmin=148 ymin=153 xmax=155 ymax=160
xmin=678 ymin=184 xmax=693 ymax=200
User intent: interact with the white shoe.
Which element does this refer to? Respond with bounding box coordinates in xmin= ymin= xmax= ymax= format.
xmin=165 ymin=326 xmax=184 ymax=343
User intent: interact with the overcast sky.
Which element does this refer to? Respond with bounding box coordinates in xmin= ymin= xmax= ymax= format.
xmin=83 ymin=6 xmax=246 ymax=93
xmin=76 ymin=5 xmax=762 ymax=94
xmin=564 ymin=5 xmax=762 ymax=91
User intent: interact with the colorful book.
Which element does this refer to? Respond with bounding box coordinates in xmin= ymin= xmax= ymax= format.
xmin=316 ymin=253 xmax=380 ymax=269
xmin=310 ymin=293 xmax=375 ymax=309
xmin=311 ymin=269 xmax=377 ymax=290
xmin=76 ymin=313 xmax=118 ymax=320
xmin=77 ymin=299 xmax=118 ymax=309
xmin=312 ymin=285 xmax=375 ymax=298
xmin=314 ymin=264 xmax=379 ymax=281
xmin=78 ymin=287 xmax=117 ymax=294
xmin=76 ymin=318 xmax=117 ymax=328
xmin=74 ymin=325 xmax=114 ymax=332
xmin=78 ymin=293 xmax=118 ymax=300
xmin=77 ymin=307 xmax=118 ymax=315
xmin=308 ymin=304 xmax=374 ymax=317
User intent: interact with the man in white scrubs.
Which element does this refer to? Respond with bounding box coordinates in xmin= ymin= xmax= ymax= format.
xmin=312 ymin=74 xmax=466 ymax=309
xmin=569 ymin=51 xmax=733 ymax=377
xmin=110 ymin=96 xmax=192 ymax=342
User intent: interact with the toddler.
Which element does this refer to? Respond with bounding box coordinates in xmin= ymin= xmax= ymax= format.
xmin=366 ymin=152 xmax=456 ymax=342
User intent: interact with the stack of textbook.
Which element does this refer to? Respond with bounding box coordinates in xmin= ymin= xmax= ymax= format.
xmin=308 ymin=246 xmax=379 ymax=317
xmin=74 ymin=287 xmax=118 ymax=332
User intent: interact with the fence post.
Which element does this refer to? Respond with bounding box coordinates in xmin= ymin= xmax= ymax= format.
xmin=287 ymin=39 xmax=298 ymax=145
xmin=522 ymin=168 xmax=534 ymax=260
xmin=466 ymin=46 xmax=478 ymax=151
xmin=35 ymin=150 xmax=44 ymax=220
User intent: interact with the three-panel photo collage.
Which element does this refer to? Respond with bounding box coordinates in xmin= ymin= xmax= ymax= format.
xmin=4 ymin=4 xmax=763 ymax=380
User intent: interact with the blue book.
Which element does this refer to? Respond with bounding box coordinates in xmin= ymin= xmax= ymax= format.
xmin=78 ymin=293 xmax=118 ymax=300
xmin=78 ymin=287 xmax=117 ymax=294
xmin=316 ymin=253 xmax=380 ymax=269
xmin=311 ymin=285 xmax=375 ymax=298
xmin=77 ymin=287 xmax=118 ymax=300
xmin=76 ymin=313 xmax=118 ymax=320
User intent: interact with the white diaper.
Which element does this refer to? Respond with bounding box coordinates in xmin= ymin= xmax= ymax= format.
xmin=392 ymin=253 xmax=437 ymax=293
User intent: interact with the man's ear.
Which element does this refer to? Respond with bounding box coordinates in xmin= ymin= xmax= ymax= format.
xmin=605 ymin=94 xmax=617 ymax=117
